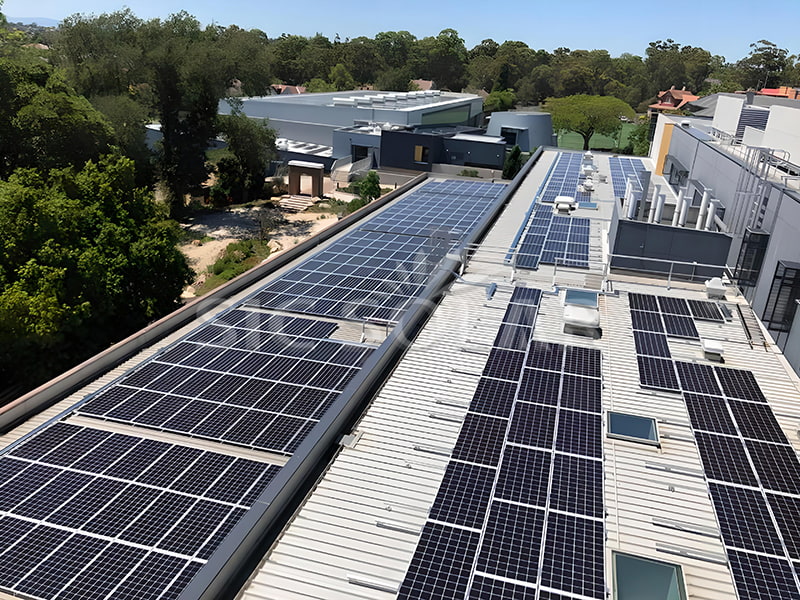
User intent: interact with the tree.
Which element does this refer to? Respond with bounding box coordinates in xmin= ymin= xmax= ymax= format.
xmin=738 ymin=40 xmax=790 ymax=89
xmin=0 ymin=155 xmax=192 ymax=392
xmin=358 ymin=170 xmax=381 ymax=202
xmin=419 ymin=29 xmax=467 ymax=91
xmin=484 ymin=89 xmax=515 ymax=113
xmin=304 ymin=77 xmax=335 ymax=93
xmin=214 ymin=107 xmax=277 ymax=203
xmin=329 ymin=63 xmax=356 ymax=91
xmin=544 ymin=94 xmax=635 ymax=150
xmin=502 ymin=145 xmax=522 ymax=179
xmin=375 ymin=67 xmax=414 ymax=92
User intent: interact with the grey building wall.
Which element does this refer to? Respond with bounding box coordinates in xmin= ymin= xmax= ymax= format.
xmin=486 ymin=112 xmax=554 ymax=151
xmin=332 ymin=130 xmax=381 ymax=161
xmin=379 ymin=131 xmax=444 ymax=171
xmin=442 ymin=138 xmax=505 ymax=169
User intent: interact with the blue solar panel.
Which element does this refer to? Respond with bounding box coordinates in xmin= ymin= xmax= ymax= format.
xmin=608 ymin=157 xmax=646 ymax=199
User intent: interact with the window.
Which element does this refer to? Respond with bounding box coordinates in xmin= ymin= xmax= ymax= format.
xmin=762 ymin=260 xmax=800 ymax=333
xmin=413 ymin=145 xmax=430 ymax=163
xmin=613 ymin=553 xmax=688 ymax=600
xmin=564 ymin=289 xmax=599 ymax=308
xmin=500 ymin=127 xmax=519 ymax=146
xmin=608 ymin=412 xmax=659 ymax=446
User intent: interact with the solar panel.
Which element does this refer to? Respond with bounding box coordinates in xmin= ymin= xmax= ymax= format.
xmin=675 ymin=361 xmax=721 ymax=395
xmin=518 ymin=368 xmax=561 ymax=406
xmin=630 ymin=310 xmax=665 ymax=333
xmin=716 ymin=367 xmax=767 ymax=402
xmin=708 ymin=483 xmax=784 ymax=555
xmin=637 ymin=356 xmax=680 ymax=392
xmin=767 ymin=493 xmax=800 ymax=560
xmin=662 ymin=314 xmax=699 ymax=339
xmin=397 ymin=522 xmax=480 ymax=600
xmin=633 ymin=331 xmax=671 ymax=358
xmin=428 ymin=461 xmax=495 ymax=529
xmin=745 ymin=440 xmax=800 ymax=494
xmin=508 ymin=402 xmax=557 ymax=450
xmin=550 ymin=454 xmax=603 ymax=517
xmin=555 ymin=410 xmax=602 ymax=458
xmin=563 ymin=345 xmax=602 ymax=378
xmin=527 ymin=341 xmax=564 ymax=371
xmin=540 ymin=512 xmax=605 ymax=599
xmin=628 ymin=292 xmax=659 ymax=312
xmin=657 ymin=296 xmax=691 ymax=316
xmin=451 ymin=414 xmax=509 ymax=466
xmin=728 ymin=400 xmax=789 ymax=443
xmin=559 ymin=375 xmax=602 ymax=413
xmin=493 ymin=324 xmax=533 ymax=351
xmin=687 ymin=299 xmax=724 ymax=322
xmin=683 ymin=393 xmax=738 ymax=435
xmin=495 ymin=446 xmax=551 ymax=507
xmin=608 ymin=157 xmax=647 ymax=200
xmin=694 ymin=432 xmax=758 ymax=486
xmin=482 ymin=349 xmax=527 ymax=382
xmin=468 ymin=378 xmax=518 ymax=418
xmin=476 ymin=501 xmax=545 ymax=584
xmin=727 ymin=550 xmax=799 ymax=600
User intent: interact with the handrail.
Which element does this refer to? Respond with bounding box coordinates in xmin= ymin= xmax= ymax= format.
xmin=605 ymin=252 xmax=731 ymax=289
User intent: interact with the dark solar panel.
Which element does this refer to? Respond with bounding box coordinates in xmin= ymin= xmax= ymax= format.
xmin=508 ymin=402 xmax=557 ymax=450
xmin=476 ymin=501 xmax=545 ymax=584
xmin=428 ymin=461 xmax=496 ymax=529
xmin=716 ymin=367 xmax=767 ymax=402
xmin=540 ymin=512 xmax=605 ymax=599
xmin=633 ymin=331 xmax=671 ymax=358
xmin=451 ymin=414 xmax=509 ymax=466
xmin=563 ymin=345 xmax=602 ymax=378
xmin=657 ymin=296 xmax=691 ymax=316
xmin=559 ymin=375 xmax=602 ymax=413
xmin=495 ymin=445 xmax=551 ymax=507
xmin=510 ymin=287 xmax=542 ymax=306
xmin=683 ymin=393 xmax=738 ymax=435
xmin=708 ymin=483 xmax=784 ymax=555
xmin=728 ymin=400 xmax=788 ymax=444
xmin=662 ymin=314 xmax=699 ymax=339
xmin=637 ymin=356 xmax=680 ymax=392
xmin=675 ymin=361 xmax=721 ymax=395
xmin=767 ymin=493 xmax=800 ymax=560
xmin=745 ymin=440 xmax=800 ymax=494
xmin=687 ymin=299 xmax=724 ymax=322
xmin=526 ymin=341 xmax=564 ymax=371
xmin=694 ymin=432 xmax=757 ymax=486
xmin=727 ymin=550 xmax=800 ymax=600
xmin=492 ymin=324 xmax=533 ymax=351
xmin=482 ymin=349 xmax=527 ymax=382
xmin=630 ymin=310 xmax=665 ymax=333
xmin=518 ymin=368 xmax=561 ymax=406
xmin=397 ymin=522 xmax=480 ymax=600
xmin=469 ymin=378 xmax=519 ymax=418
xmin=556 ymin=410 xmax=602 ymax=458
xmin=550 ymin=454 xmax=603 ymax=517
xmin=628 ymin=292 xmax=659 ymax=312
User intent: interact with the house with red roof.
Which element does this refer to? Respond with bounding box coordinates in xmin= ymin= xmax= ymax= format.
xmin=648 ymin=86 xmax=699 ymax=114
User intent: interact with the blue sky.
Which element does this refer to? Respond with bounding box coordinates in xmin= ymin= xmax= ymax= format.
xmin=3 ymin=0 xmax=798 ymax=62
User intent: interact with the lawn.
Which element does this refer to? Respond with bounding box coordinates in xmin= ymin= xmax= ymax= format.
xmin=557 ymin=122 xmax=637 ymax=151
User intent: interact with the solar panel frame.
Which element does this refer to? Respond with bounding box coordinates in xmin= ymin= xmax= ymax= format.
xmin=708 ymin=483 xmax=785 ymax=555
xmin=428 ymin=461 xmax=496 ymax=529
xmin=694 ymin=432 xmax=758 ymax=486
xmin=727 ymin=550 xmax=800 ymax=600
xmin=540 ymin=512 xmax=605 ymax=599
xmin=476 ymin=501 xmax=545 ymax=584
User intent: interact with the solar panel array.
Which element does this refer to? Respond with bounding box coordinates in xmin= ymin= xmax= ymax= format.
xmin=360 ymin=180 xmax=506 ymax=238
xmin=0 ymin=177 xmax=510 ymax=600
xmin=399 ymin=287 xmax=606 ymax=600
xmin=679 ymin=368 xmax=800 ymax=599
xmin=0 ymin=422 xmax=279 ymax=600
xmin=247 ymin=180 xmax=506 ymax=323
xmin=514 ymin=206 xmax=590 ymax=270
xmin=628 ymin=292 xmax=800 ymax=598
xmin=629 ymin=292 xmax=724 ymax=392
xmin=608 ymin=157 xmax=646 ymax=199
xmin=77 ymin=310 xmax=373 ymax=455
xmin=537 ymin=152 xmax=592 ymax=204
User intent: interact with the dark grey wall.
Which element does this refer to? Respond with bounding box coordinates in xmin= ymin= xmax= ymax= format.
xmin=442 ymin=138 xmax=505 ymax=169
xmin=379 ymin=130 xmax=444 ymax=171
xmin=611 ymin=220 xmax=732 ymax=280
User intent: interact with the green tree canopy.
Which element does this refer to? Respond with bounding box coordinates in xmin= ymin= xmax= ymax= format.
xmin=544 ymin=94 xmax=635 ymax=150
xmin=358 ymin=170 xmax=381 ymax=202
xmin=484 ymin=89 xmax=515 ymax=113
xmin=0 ymin=155 xmax=191 ymax=391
